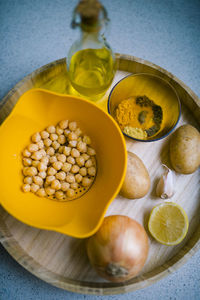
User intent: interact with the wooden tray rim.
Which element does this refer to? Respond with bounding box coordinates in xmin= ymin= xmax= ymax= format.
xmin=0 ymin=54 xmax=200 ymax=295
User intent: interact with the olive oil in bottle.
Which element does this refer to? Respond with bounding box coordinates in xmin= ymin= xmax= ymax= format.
xmin=67 ymin=0 xmax=116 ymax=101
xmin=68 ymin=47 xmax=115 ymax=97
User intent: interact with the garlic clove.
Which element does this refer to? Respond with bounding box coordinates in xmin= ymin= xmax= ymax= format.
xmin=156 ymin=165 xmax=174 ymax=199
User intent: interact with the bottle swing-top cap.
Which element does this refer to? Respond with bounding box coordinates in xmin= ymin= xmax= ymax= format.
xmin=72 ymin=0 xmax=108 ymax=31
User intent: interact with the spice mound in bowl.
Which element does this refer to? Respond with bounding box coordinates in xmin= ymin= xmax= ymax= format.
xmin=108 ymin=73 xmax=181 ymax=142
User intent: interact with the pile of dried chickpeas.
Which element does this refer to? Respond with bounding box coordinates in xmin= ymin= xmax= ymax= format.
xmin=22 ymin=120 xmax=96 ymax=201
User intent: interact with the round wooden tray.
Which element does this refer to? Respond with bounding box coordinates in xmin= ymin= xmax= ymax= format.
xmin=0 ymin=54 xmax=199 ymax=295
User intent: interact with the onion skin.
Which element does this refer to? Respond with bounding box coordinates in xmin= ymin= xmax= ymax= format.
xmin=86 ymin=215 xmax=149 ymax=282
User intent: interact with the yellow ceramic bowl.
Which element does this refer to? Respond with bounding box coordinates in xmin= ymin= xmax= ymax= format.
xmin=0 ymin=89 xmax=127 ymax=238
xmin=108 ymin=73 xmax=181 ymax=142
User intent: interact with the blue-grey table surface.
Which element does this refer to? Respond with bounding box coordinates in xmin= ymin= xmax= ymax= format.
xmin=0 ymin=0 xmax=200 ymax=299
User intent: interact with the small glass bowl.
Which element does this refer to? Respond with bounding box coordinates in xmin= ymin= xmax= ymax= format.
xmin=108 ymin=73 xmax=181 ymax=142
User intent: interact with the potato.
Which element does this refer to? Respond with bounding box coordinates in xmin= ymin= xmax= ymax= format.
xmin=170 ymin=124 xmax=200 ymax=174
xmin=120 ymin=152 xmax=150 ymax=199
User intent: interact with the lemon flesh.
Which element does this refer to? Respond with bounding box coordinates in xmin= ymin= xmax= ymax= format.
xmin=148 ymin=202 xmax=189 ymax=246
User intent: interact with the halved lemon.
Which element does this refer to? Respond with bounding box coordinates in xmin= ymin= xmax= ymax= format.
xmin=148 ymin=202 xmax=189 ymax=246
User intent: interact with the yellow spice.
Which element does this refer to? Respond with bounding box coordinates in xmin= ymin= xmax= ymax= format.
xmin=115 ymin=97 xmax=154 ymax=131
xmin=124 ymin=126 xmax=148 ymax=139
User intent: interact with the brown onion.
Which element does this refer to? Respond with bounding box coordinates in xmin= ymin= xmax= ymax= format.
xmin=86 ymin=215 xmax=149 ymax=282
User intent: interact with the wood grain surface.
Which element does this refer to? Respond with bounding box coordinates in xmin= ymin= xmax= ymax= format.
xmin=0 ymin=54 xmax=199 ymax=295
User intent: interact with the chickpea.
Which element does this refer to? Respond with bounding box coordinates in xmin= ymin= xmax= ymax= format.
xmin=38 ymin=171 xmax=46 ymax=179
xmin=56 ymin=126 xmax=64 ymax=135
xmin=24 ymin=176 xmax=33 ymax=184
xmin=71 ymin=165 xmax=80 ymax=174
xmin=71 ymin=148 xmax=80 ymax=158
xmin=77 ymin=141 xmax=87 ymax=153
xmin=48 ymin=156 xmax=56 ymax=164
xmin=55 ymin=190 xmax=65 ymax=200
xmin=53 ymin=161 xmax=63 ymax=171
xmin=38 ymin=162 xmax=47 ymax=172
xmin=46 ymin=147 xmax=55 ymax=156
xmin=63 ymin=146 xmax=71 ymax=156
xmin=40 ymin=130 xmax=49 ymax=139
xmin=46 ymin=125 xmax=56 ymax=134
xmin=23 ymin=158 xmax=32 ymax=166
xmin=83 ymin=135 xmax=91 ymax=145
xmin=38 ymin=149 xmax=45 ymax=157
xmin=44 ymin=138 xmax=52 ymax=147
xmin=41 ymin=156 xmax=49 ymax=165
xmin=67 ymin=188 xmax=75 ymax=198
xmin=79 ymin=167 xmax=87 ymax=177
xmin=47 ymin=167 xmax=57 ymax=176
xmin=22 ymin=184 xmax=30 ymax=193
xmin=26 ymin=166 xmax=37 ymax=176
xmin=23 ymin=149 xmax=31 ymax=157
xmin=52 ymin=141 xmax=60 ymax=150
xmin=69 ymin=140 xmax=77 ymax=148
xmin=90 ymin=155 xmax=96 ymax=166
xmin=74 ymin=128 xmax=82 ymax=137
xmin=87 ymin=147 xmax=96 ymax=156
xmin=88 ymin=166 xmax=96 ymax=177
xmin=33 ymin=176 xmax=43 ymax=186
xmin=85 ymin=159 xmax=93 ymax=168
xmin=61 ymin=181 xmax=70 ymax=191
xmin=56 ymin=154 xmax=66 ymax=163
xmin=64 ymin=129 xmax=70 ymax=136
xmin=68 ymin=132 xmax=78 ymax=141
xmin=30 ymin=183 xmax=40 ymax=193
xmin=69 ymin=121 xmax=77 ymax=131
xmin=91 ymin=156 xmax=96 ymax=165
xmin=32 ymin=160 xmax=39 ymax=168
xmin=62 ymin=162 xmax=72 ymax=172
xmin=23 ymin=167 xmax=29 ymax=176
xmin=44 ymin=181 xmax=50 ymax=188
xmin=70 ymin=182 xmax=78 ymax=190
xmin=37 ymin=140 xmax=44 ymax=149
xmin=36 ymin=188 xmax=46 ymax=197
xmin=45 ymin=187 xmax=55 ymax=196
xmin=31 ymin=151 xmax=43 ymax=161
xmin=82 ymin=177 xmax=92 ymax=187
xmin=28 ymin=143 xmax=39 ymax=152
xmin=51 ymin=179 xmax=61 ymax=190
xmin=57 ymin=135 xmax=66 ymax=144
xmin=50 ymin=133 xmax=58 ymax=141
xmin=32 ymin=132 xmax=41 ymax=143
xmin=56 ymin=171 xmax=66 ymax=181
xmin=75 ymin=174 xmax=82 ymax=183
xmin=67 ymin=156 xmax=75 ymax=165
xmin=66 ymin=174 xmax=75 ymax=184
xmin=46 ymin=175 xmax=55 ymax=184
xmin=39 ymin=149 xmax=46 ymax=157
xmin=81 ymin=153 xmax=89 ymax=161
xmin=58 ymin=146 xmax=64 ymax=153
xmin=76 ymin=156 xmax=85 ymax=167
xmin=59 ymin=120 xmax=68 ymax=129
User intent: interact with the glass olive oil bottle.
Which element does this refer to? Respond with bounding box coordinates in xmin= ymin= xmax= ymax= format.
xmin=67 ymin=0 xmax=116 ymax=100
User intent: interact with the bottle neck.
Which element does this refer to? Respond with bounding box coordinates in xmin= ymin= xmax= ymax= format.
xmin=78 ymin=27 xmax=104 ymax=48
xmin=81 ymin=29 xmax=101 ymax=42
